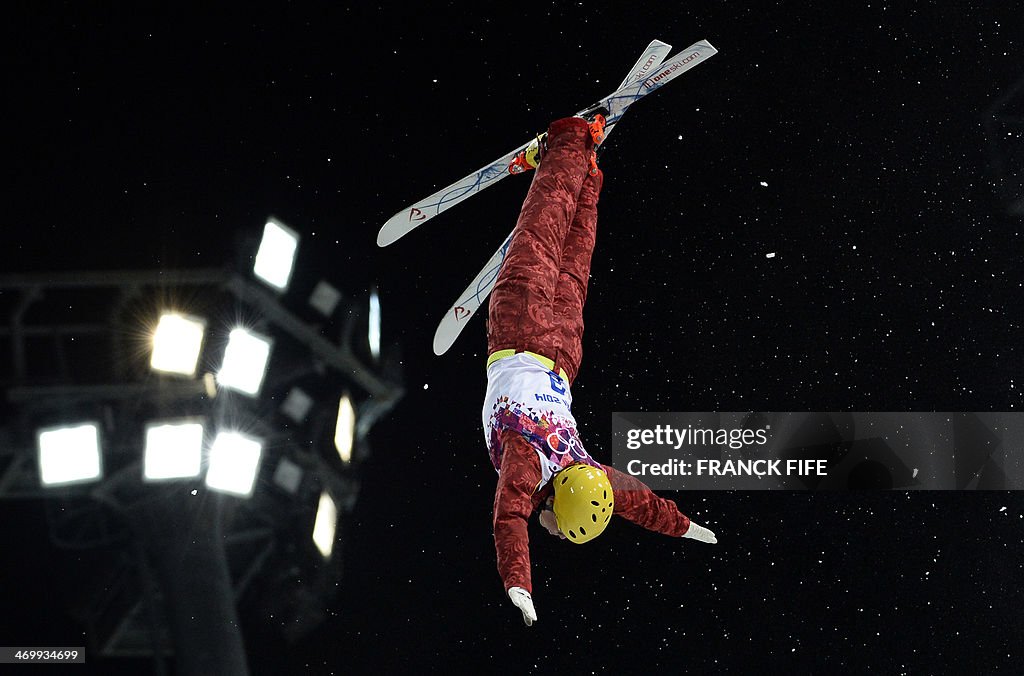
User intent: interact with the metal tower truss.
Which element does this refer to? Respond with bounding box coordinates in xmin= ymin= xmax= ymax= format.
xmin=0 ymin=266 xmax=404 ymax=668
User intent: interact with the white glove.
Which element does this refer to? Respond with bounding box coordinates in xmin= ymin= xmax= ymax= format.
xmin=507 ymin=586 xmax=537 ymax=626
xmin=683 ymin=521 xmax=718 ymax=544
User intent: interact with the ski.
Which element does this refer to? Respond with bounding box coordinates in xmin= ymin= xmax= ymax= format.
xmin=430 ymin=41 xmax=674 ymax=356
xmin=377 ymin=39 xmax=715 ymax=248
xmin=432 ymin=229 xmax=514 ymax=355
xmin=432 ymin=39 xmax=716 ymax=355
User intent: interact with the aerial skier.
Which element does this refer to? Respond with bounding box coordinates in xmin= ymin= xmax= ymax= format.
xmin=483 ymin=111 xmax=719 ymax=627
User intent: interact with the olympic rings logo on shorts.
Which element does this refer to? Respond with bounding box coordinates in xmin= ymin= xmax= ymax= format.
xmin=546 ymin=428 xmax=590 ymax=464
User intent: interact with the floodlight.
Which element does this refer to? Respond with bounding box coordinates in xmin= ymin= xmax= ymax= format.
xmin=143 ymin=419 xmax=204 ymax=481
xmin=37 ymin=423 xmax=102 ymax=487
xmin=309 ymin=280 xmax=342 ymax=317
xmin=312 ymin=491 xmax=338 ymax=559
xmin=151 ymin=313 xmax=205 ymax=376
xmin=272 ymin=457 xmax=304 ymax=494
xmin=281 ymin=387 xmax=314 ymax=423
xmin=334 ymin=394 xmax=356 ymax=463
xmin=205 ymin=431 xmax=263 ymax=498
xmin=217 ymin=328 xmax=272 ymax=396
xmin=253 ymin=218 xmax=299 ymax=291
xmin=368 ymin=287 xmax=381 ymax=361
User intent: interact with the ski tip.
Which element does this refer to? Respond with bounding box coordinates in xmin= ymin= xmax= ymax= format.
xmin=377 ymin=215 xmax=407 ymax=247
xmin=433 ymin=310 xmax=470 ymax=355
xmin=697 ymin=39 xmax=718 ymax=54
xmin=432 ymin=330 xmax=453 ymax=356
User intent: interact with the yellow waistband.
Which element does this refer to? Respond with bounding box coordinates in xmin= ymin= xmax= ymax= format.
xmin=486 ymin=349 xmax=568 ymax=381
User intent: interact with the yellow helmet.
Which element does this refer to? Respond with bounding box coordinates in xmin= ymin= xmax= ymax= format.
xmin=552 ymin=464 xmax=614 ymax=544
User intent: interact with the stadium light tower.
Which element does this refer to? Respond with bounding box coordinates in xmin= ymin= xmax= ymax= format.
xmin=253 ymin=218 xmax=300 ymax=291
xmin=37 ymin=423 xmax=103 ymax=487
xmin=150 ymin=312 xmax=206 ymax=376
xmin=0 ymin=217 xmax=405 ymax=665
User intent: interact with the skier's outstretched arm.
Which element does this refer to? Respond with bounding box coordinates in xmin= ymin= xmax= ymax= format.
xmin=493 ymin=432 xmax=544 ymax=625
xmin=602 ymin=464 xmax=718 ymax=543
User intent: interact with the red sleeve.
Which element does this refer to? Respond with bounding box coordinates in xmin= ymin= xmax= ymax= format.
xmin=603 ymin=464 xmax=692 ymax=537
xmin=493 ymin=431 xmax=545 ymax=594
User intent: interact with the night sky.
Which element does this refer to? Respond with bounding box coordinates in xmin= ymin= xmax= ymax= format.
xmin=4 ymin=3 xmax=1024 ymax=674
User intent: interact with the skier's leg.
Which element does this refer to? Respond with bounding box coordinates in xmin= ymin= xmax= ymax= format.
xmin=550 ymin=169 xmax=602 ymax=385
xmin=487 ymin=117 xmax=594 ymax=361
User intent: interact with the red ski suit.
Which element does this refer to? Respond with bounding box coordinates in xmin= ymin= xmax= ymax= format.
xmin=486 ymin=117 xmax=693 ymax=595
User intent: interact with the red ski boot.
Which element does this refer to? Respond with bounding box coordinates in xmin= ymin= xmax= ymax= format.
xmin=507 ymin=107 xmax=608 ymax=176
xmin=582 ymin=106 xmax=609 ymax=175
